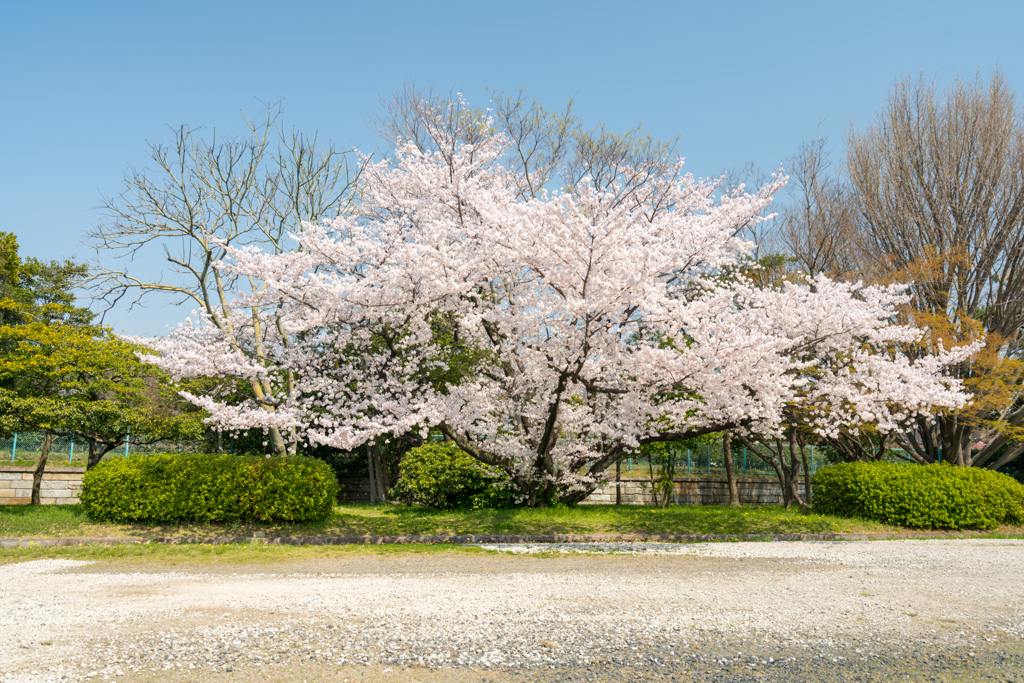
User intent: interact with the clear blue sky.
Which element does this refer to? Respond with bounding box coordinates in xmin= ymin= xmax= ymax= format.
xmin=2 ymin=0 xmax=1022 ymax=335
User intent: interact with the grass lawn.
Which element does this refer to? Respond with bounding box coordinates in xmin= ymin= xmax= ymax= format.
xmin=0 ymin=502 xmax=899 ymax=540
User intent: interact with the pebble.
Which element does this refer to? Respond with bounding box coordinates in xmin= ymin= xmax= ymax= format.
xmin=1 ymin=540 xmax=1022 ymax=681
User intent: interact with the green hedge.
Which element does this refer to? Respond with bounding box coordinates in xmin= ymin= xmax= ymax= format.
xmin=80 ymin=453 xmax=338 ymax=523
xmin=813 ymin=461 xmax=1024 ymax=529
xmin=391 ymin=442 xmax=520 ymax=510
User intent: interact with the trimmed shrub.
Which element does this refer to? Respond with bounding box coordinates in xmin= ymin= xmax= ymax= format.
xmin=80 ymin=453 xmax=338 ymax=523
xmin=814 ymin=461 xmax=1024 ymax=529
xmin=391 ymin=442 xmax=519 ymax=510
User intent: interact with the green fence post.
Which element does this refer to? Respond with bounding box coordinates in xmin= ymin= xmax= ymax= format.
xmin=124 ymin=428 xmax=130 ymax=458
xmin=743 ymin=445 xmax=747 ymax=475
xmin=707 ymin=444 xmax=711 ymax=474
xmin=10 ymin=432 xmax=16 ymax=461
xmin=69 ymin=439 xmax=74 ymax=463
xmin=810 ymin=445 xmax=815 ymax=474
xmin=687 ymin=448 xmax=691 ymax=474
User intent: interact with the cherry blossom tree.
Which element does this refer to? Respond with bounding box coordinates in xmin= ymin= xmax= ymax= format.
xmin=139 ymin=130 xmax=976 ymax=506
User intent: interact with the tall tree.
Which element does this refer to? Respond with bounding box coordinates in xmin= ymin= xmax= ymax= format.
xmin=847 ymin=71 xmax=1024 ymax=469
xmin=140 ymin=127 xmax=973 ymax=507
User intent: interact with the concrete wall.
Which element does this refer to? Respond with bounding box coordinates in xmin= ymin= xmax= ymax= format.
xmin=0 ymin=466 xmax=84 ymax=505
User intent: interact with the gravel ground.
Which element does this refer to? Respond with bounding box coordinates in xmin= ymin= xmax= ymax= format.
xmin=1 ymin=539 xmax=1023 ymax=682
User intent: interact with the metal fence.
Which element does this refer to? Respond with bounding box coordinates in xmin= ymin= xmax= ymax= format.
xmin=0 ymin=430 xmax=928 ymax=472
xmin=0 ymin=432 xmax=203 ymax=466
xmin=621 ymin=441 xmax=802 ymax=478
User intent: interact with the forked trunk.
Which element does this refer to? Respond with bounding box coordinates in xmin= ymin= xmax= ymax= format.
xmin=722 ymin=431 xmax=741 ymax=506
xmin=785 ymin=428 xmax=811 ymax=510
xmin=735 ymin=431 xmax=809 ymax=510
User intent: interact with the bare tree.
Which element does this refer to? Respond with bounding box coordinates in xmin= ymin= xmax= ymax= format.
xmin=88 ymin=104 xmax=362 ymax=455
xmin=847 ymin=71 xmax=1024 ymax=469
xmin=778 ymin=133 xmax=865 ymax=278
xmin=719 ymin=161 xmax=783 ymax=260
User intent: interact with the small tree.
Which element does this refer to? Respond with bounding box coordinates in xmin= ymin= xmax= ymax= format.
xmin=0 ymin=236 xmax=202 ymax=502
xmin=87 ymin=105 xmax=362 ymax=456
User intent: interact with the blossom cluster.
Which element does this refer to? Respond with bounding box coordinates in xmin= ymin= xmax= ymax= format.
xmin=139 ymin=133 xmax=975 ymax=497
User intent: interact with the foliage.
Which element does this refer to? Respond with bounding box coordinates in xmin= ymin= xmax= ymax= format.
xmin=80 ymin=453 xmax=338 ymax=523
xmin=390 ymin=442 xmax=519 ymax=510
xmin=0 ymin=233 xmax=203 ymax=466
xmin=813 ymin=461 xmax=1024 ymax=529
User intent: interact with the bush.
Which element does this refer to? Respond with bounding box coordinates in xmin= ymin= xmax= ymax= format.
xmin=813 ymin=461 xmax=1024 ymax=529
xmin=391 ymin=442 xmax=519 ymax=510
xmin=80 ymin=453 xmax=338 ymax=523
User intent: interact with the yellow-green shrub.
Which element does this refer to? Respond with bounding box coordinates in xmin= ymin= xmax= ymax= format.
xmin=80 ymin=453 xmax=338 ymax=523
xmin=813 ymin=461 xmax=1024 ymax=529
xmin=391 ymin=442 xmax=520 ymax=510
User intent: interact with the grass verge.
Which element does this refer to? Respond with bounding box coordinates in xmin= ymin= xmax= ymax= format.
xmin=0 ymin=541 xmax=492 ymax=565
xmin=0 ymin=502 xmax=897 ymax=540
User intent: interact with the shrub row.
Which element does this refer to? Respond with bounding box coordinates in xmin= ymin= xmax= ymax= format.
xmin=80 ymin=453 xmax=338 ymax=523
xmin=814 ymin=461 xmax=1024 ymax=529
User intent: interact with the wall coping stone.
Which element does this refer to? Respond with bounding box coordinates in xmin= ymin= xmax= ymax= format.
xmin=0 ymin=466 xmax=86 ymax=473
xmin=3 ymin=530 xmax=1014 ymax=548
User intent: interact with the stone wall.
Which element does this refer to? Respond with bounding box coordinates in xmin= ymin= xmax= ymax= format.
xmin=337 ymin=475 xmax=786 ymax=506
xmin=581 ymin=476 xmax=785 ymax=506
xmin=0 ymin=466 xmax=84 ymax=505
xmin=0 ymin=468 xmax=786 ymax=507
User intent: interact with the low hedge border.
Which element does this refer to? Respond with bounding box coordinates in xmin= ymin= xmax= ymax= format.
xmin=814 ymin=461 xmax=1024 ymax=529
xmin=80 ymin=453 xmax=338 ymax=523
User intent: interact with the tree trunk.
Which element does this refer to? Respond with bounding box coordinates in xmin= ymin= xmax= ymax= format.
xmin=659 ymin=445 xmax=677 ymax=509
xmin=269 ymin=426 xmax=287 ymax=456
xmin=86 ymin=438 xmax=113 ymax=470
xmin=785 ymin=428 xmax=810 ymax=509
xmin=216 ymin=430 xmax=223 ymax=453
xmin=735 ymin=431 xmax=809 ymax=510
xmin=615 ymin=457 xmax=621 ymax=505
xmin=647 ymin=450 xmax=659 ymax=507
xmin=30 ymin=433 xmax=53 ymax=505
xmin=801 ymin=444 xmax=813 ymax=505
xmin=722 ymin=431 xmax=741 ymax=506
xmin=368 ymin=441 xmax=388 ymax=503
